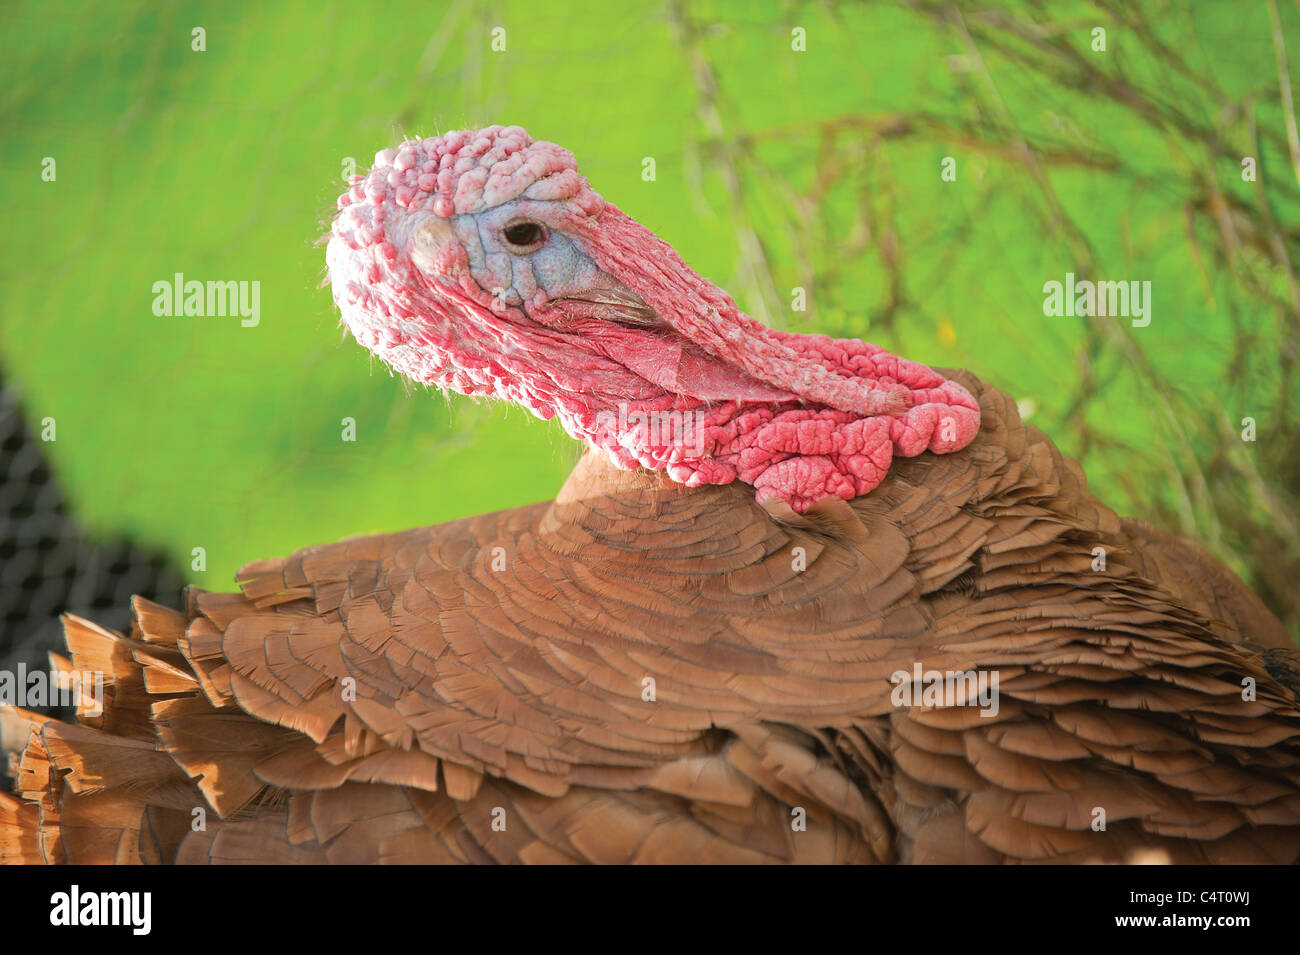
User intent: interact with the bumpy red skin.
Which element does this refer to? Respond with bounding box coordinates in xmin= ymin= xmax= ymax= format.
xmin=327 ymin=126 xmax=980 ymax=512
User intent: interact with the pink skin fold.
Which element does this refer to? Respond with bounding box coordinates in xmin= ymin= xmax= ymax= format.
xmin=326 ymin=125 xmax=980 ymax=513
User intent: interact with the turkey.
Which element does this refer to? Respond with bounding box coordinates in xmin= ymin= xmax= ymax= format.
xmin=2 ymin=125 xmax=1298 ymax=865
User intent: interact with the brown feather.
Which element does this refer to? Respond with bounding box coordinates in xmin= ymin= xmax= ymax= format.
xmin=4 ymin=371 xmax=1298 ymax=863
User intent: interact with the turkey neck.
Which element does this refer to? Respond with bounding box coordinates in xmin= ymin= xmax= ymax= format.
xmin=539 ymin=449 xmax=818 ymax=577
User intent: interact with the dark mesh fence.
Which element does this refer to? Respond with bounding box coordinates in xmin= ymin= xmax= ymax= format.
xmin=0 ymin=375 xmax=186 ymax=741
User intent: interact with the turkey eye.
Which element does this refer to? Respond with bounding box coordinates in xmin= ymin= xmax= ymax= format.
xmin=502 ymin=219 xmax=546 ymax=250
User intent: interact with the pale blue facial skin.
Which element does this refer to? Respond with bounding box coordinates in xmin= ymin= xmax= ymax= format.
xmin=444 ymin=197 xmax=627 ymax=310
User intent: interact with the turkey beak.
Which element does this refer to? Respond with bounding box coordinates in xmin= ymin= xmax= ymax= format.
xmin=553 ymin=287 xmax=665 ymax=329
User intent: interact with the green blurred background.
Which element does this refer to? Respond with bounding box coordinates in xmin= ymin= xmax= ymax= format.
xmin=2 ymin=0 xmax=1298 ymax=633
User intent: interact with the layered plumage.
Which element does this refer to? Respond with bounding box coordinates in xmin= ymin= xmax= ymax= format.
xmin=2 ymin=372 xmax=1297 ymax=864
xmin=2 ymin=126 xmax=1297 ymax=863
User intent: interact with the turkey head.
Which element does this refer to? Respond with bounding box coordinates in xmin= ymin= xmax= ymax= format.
xmin=325 ymin=125 xmax=979 ymax=512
